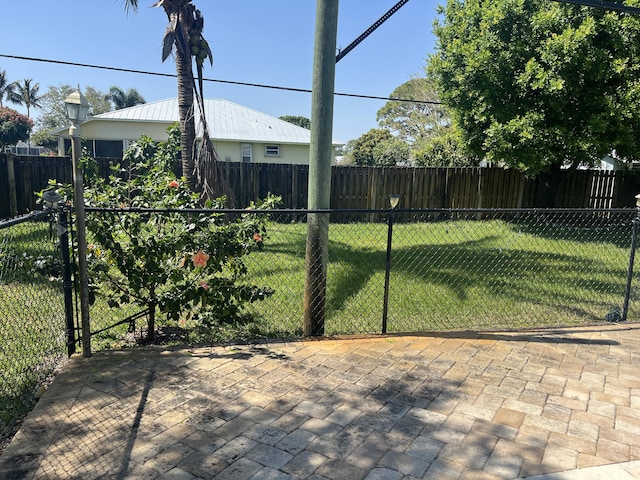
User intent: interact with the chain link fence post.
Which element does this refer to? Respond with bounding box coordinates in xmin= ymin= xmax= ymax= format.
xmin=622 ymin=199 xmax=640 ymax=321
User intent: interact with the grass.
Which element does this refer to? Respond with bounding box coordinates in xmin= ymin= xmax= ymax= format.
xmin=9 ymin=215 xmax=633 ymax=350
xmin=240 ymin=219 xmax=634 ymax=336
xmin=0 ymin=217 xmax=66 ymax=439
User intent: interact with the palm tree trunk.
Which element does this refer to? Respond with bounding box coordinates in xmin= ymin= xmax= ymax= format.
xmin=175 ymin=47 xmax=196 ymax=187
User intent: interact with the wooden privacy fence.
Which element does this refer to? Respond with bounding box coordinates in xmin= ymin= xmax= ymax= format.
xmin=222 ymin=162 xmax=639 ymax=210
xmin=3 ymin=153 xmax=640 ymax=219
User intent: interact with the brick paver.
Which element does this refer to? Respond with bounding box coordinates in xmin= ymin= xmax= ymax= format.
xmin=1 ymin=324 xmax=640 ymax=479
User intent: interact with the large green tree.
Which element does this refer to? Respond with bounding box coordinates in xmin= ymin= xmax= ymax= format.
xmin=376 ymin=77 xmax=449 ymax=145
xmin=351 ymin=128 xmax=410 ymax=166
xmin=32 ymin=85 xmax=110 ymax=150
xmin=123 ymin=0 xmax=218 ymax=194
xmin=429 ymin=0 xmax=640 ymax=177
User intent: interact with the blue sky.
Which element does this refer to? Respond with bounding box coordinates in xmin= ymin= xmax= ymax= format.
xmin=0 ymin=1 xmax=439 ymax=143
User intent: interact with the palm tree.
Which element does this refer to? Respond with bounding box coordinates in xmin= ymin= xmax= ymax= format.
xmin=0 ymin=70 xmax=13 ymax=107
xmin=8 ymin=78 xmax=43 ymax=119
xmin=123 ymin=0 xmax=223 ymax=195
xmin=107 ymin=86 xmax=146 ymax=110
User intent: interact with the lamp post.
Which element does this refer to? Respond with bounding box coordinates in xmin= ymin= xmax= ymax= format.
xmin=64 ymin=90 xmax=92 ymax=357
xmin=382 ymin=194 xmax=400 ymax=333
xmin=42 ymin=190 xmax=76 ymax=357
xmin=622 ymin=193 xmax=640 ymax=321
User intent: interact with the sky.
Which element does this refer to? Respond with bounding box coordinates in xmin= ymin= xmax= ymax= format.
xmin=0 ymin=1 xmax=440 ymax=143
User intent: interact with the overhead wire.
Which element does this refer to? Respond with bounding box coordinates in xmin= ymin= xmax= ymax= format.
xmin=0 ymin=53 xmax=442 ymax=106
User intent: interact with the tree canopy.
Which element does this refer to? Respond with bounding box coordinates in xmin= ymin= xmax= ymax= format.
xmin=350 ymin=128 xmax=410 ymax=166
xmin=7 ymin=79 xmax=43 ymax=119
xmin=0 ymin=70 xmax=13 ymax=107
xmin=279 ymin=115 xmax=311 ymax=130
xmin=428 ymin=0 xmax=640 ymax=175
xmin=31 ymin=85 xmax=111 ymax=150
xmin=107 ymin=86 xmax=146 ymax=110
xmin=0 ymin=107 xmax=32 ymax=148
xmin=376 ymin=77 xmax=448 ymax=145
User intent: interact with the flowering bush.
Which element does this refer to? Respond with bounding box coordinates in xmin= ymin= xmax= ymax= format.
xmin=0 ymin=107 xmax=33 ymax=148
xmin=85 ymin=125 xmax=280 ymax=341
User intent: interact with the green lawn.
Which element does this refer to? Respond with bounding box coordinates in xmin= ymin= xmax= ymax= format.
xmin=0 ymin=218 xmax=66 ymax=437
xmin=74 ymin=216 xmax=636 ymax=344
xmin=241 ymin=219 xmax=633 ymax=336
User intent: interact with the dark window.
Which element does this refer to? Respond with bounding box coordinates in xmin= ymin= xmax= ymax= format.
xmin=94 ymin=140 xmax=123 ymax=158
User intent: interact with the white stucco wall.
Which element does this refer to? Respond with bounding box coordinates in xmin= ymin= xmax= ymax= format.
xmin=56 ymin=119 xmax=338 ymax=164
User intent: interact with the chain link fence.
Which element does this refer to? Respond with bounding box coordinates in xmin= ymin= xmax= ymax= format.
xmin=0 ymin=211 xmax=68 ymax=443
xmin=2 ymin=206 xmax=637 ymax=439
xmin=86 ymin=208 xmax=639 ymax=346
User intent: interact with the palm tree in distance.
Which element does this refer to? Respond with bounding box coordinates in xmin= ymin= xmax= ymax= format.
xmin=8 ymin=78 xmax=43 ymax=119
xmin=122 ymin=0 xmax=227 ymax=199
xmin=107 ymin=86 xmax=146 ymax=110
xmin=0 ymin=70 xmax=13 ymax=107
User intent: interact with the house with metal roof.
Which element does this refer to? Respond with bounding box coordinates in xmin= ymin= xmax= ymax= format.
xmin=56 ymin=98 xmax=342 ymax=164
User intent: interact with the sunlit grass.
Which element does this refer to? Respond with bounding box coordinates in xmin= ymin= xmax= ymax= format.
xmin=242 ymin=219 xmax=632 ymax=335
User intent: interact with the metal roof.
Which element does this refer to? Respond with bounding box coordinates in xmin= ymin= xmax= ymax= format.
xmin=92 ymin=98 xmax=340 ymax=145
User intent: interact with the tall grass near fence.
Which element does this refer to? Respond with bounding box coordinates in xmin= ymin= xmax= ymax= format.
xmin=0 ymin=212 xmax=66 ymax=440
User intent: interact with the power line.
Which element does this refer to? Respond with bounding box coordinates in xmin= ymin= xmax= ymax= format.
xmin=0 ymin=53 xmax=442 ymax=106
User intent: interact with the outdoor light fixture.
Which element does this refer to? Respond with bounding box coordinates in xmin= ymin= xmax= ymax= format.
xmin=65 ymin=88 xmax=92 ymax=357
xmin=42 ymin=190 xmax=63 ymax=210
xmin=64 ymin=90 xmax=90 ymax=125
xmin=635 ymin=193 xmax=640 ymax=208
xmin=389 ymin=194 xmax=400 ymax=209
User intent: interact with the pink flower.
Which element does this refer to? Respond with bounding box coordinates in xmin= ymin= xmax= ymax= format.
xmin=192 ymin=250 xmax=209 ymax=268
xmin=199 ymin=280 xmax=209 ymax=290
xmin=253 ymin=232 xmax=263 ymax=242
xmin=168 ymin=180 xmax=179 ymax=188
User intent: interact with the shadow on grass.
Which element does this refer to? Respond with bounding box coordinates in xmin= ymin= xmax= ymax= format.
xmin=323 ymin=233 xmax=627 ymax=320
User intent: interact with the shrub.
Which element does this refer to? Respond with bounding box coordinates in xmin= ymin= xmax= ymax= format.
xmin=84 ymin=126 xmax=279 ymax=341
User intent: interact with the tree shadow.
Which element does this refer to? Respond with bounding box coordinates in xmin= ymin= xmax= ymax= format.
xmin=323 ymin=232 xmax=626 ymax=325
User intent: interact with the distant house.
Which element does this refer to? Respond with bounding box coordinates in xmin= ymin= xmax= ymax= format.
xmin=55 ymin=98 xmax=342 ymax=164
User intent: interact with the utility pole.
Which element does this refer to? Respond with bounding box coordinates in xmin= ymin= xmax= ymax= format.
xmin=304 ymin=0 xmax=339 ymax=336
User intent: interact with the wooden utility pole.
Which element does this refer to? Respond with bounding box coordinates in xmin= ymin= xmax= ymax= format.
xmin=304 ymin=0 xmax=339 ymax=336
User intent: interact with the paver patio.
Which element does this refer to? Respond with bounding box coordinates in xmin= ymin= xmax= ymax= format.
xmin=1 ymin=324 xmax=640 ymax=479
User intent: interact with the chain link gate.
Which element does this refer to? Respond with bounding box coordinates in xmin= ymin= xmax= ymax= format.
xmin=0 ymin=210 xmax=75 ymax=441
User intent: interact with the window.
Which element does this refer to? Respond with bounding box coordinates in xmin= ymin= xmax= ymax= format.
xmin=265 ymin=145 xmax=280 ymax=157
xmin=94 ymin=140 xmax=124 ymax=158
xmin=242 ymin=144 xmax=252 ymax=163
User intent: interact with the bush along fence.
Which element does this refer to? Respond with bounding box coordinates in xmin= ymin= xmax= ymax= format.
xmin=85 ymin=207 xmax=640 ymax=348
xmin=0 ymin=210 xmax=70 ymax=441
xmin=4 ymin=152 xmax=640 ymax=219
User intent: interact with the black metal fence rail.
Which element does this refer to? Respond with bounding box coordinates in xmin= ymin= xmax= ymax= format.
xmin=0 ymin=211 xmax=67 ymax=440
xmin=85 ymin=207 xmax=640 ymax=347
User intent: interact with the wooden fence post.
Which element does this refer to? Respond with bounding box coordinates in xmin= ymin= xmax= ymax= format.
xmin=7 ymin=153 xmax=18 ymax=218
